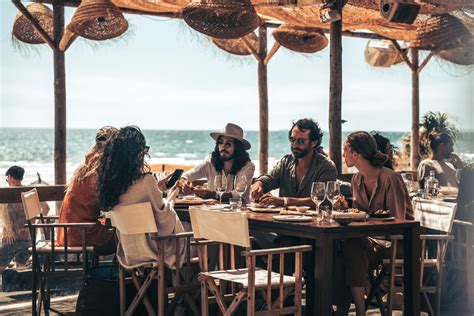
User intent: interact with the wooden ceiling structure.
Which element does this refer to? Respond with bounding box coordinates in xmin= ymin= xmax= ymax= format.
xmin=10 ymin=0 xmax=473 ymax=184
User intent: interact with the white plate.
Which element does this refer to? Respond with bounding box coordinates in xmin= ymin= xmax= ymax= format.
xmin=248 ymin=207 xmax=283 ymax=213
xmin=273 ymin=215 xmax=313 ymax=222
xmin=208 ymin=205 xmax=230 ymax=210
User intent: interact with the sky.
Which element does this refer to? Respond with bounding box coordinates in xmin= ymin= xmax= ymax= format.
xmin=1 ymin=3 xmax=473 ymax=132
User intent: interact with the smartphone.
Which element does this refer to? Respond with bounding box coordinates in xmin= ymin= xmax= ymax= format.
xmin=166 ymin=169 xmax=184 ymax=188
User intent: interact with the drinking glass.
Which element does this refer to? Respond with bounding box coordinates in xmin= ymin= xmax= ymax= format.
xmin=401 ymin=172 xmax=413 ymax=192
xmin=326 ymin=181 xmax=340 ymax=223
xmin=234 ymin=175 xmax=248 ymax=202
xmin=311 ymin=182 xmax=326 ymax=222
xmin=322 ymin=205 xmax=332 ymax=223
xmin=214 ymin=174 xmax=227 ymax=206
xmin=229 ymin=198 xmax=242 ymax=211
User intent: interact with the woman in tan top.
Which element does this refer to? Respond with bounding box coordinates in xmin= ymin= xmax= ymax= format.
xmin=334 ymin=131 xmax=413 ymax=316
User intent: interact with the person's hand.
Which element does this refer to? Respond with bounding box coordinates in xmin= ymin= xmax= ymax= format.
xmin=177 ymin=178 xmax=193 ymax=195
xmin=193 ymin=189 xmax=214 ymax=199
xmin=167 ymin=183 xmax=179 ymax=202
xmin=250 ymin=181 xmax=264 ymax=202
xmin=258 ymin=194 xmax=284 ymax=207
xmin=157 ymin=173 xmax=173 ymax=192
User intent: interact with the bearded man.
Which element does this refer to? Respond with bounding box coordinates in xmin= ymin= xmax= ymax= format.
xmin=180 ymin=123 xmax=255 ymax=203
xmin=251 ymin=118 xmax=337 ymax=207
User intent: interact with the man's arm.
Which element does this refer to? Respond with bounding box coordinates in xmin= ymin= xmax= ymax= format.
xmin=251 ymin=158 xmax=285 ymax=202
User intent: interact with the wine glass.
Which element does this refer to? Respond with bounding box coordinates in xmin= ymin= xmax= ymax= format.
xmin=401 ymin=172 xmax=413 ymax=192
xmin=234 ymin=175 xmax=248 ymax=204
xmin=311 ymin=182 xmax=326 ymax=222
xmin=326 ymin=181 xmax=340 ymax=223
xmin=214 ymin=174 xmax=227 ymax=206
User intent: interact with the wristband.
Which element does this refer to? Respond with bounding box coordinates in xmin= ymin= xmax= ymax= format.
xmin=283 ymin=197 xmax=288 ymax=207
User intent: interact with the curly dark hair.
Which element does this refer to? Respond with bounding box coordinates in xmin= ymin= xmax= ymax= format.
xmin=429 ymin=133 xmax=452 ymax=151
xmin=211 ymin=136 xmax=250 ymax=175
xmin=346 ymin=131 xmax=388 ymax=168
xmin=288 ymin=118 xmax=323 ymax=147
xmin=370 ymin=131 xmax=394 ymax=170
xmin=97 ymin=126 xmax=150 ymax=210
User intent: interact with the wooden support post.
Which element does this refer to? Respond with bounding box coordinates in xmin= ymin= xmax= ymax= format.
xmin=328 ymin=0 xmax=343 ymax=175
xmin=258 ymin=26 xmax=269 ymax=175
xmin=411 ymin=48 xmax=420 ymax=170
xmin=53 ymin=4 xmax=67 ymax=185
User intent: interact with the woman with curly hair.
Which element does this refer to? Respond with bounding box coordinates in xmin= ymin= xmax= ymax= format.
xmin=97 ymin=126 xmax=185 ymax=269
xmin=57 ymin=126 xmax=118 ymax=255
xmin=334 ymin=131 xmax=413 ymax=316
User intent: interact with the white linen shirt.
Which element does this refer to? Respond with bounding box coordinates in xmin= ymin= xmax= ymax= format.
xmin=183 ymin=155 xmax=255 ymax=204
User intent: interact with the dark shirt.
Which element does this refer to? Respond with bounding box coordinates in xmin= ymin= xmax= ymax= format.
xmin=257 ymin=152 xmax=338 ymax=198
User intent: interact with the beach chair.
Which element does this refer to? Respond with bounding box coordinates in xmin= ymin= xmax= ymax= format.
xmin=109 ymin=202 xmax=199 ymax=316
xmin=21 ymin=188 xmax=96 ymax=316
xmin=366 ymin=199 xmax=457 ymax=316
xmin=189 ymin=207 xmax=311 ymax=315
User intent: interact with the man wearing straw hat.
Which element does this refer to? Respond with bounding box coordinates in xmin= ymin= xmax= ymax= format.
xmin=251 ymin=118 xmax=337 ymax=207
xmin=180 ymin=123 xmax=255 ymax=204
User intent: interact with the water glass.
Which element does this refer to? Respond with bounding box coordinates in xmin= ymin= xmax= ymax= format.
xmin=214 ymin=174 xmax=227 ymax=206
xmin=322 ymin=205 xmax=333 ymax=223
xmin=326 ymin=181 xmax=340 ymax=214
xmin=311 ymin=182 xmax=326 ymax=221
xmin=401 ymin=173 xmax=413 ymax=192
xmin=229 ymin=197 xmax=242 ymax=211
xmin=234 ymin=175 xmax=248 ymax=200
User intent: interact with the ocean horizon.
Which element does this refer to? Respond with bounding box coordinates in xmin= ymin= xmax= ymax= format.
xmin=1 ymin=127 xmax=473 ymax=185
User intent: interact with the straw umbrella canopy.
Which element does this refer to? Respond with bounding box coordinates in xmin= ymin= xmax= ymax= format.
xmin=67 ymin=0 xmax=128 ymax=41
xmin=182 ymin=0 xmax=261 ymax=39
xmin=12 ymin=3 xmax=53 ymax=44
xmin=272 ymin=24 xmax=328 ymax=53
xmin=211 ymin=32 xmax=258 ymax=55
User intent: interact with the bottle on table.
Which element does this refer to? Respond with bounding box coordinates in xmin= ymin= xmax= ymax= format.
xmin=425 ymin=170 xmax=439 ymax=199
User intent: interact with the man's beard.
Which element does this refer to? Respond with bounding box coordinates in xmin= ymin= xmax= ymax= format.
xmin=291 ymin=147 xmax=310 ymax=159
xmin=220 ymin=151 xmax=234 ymax=161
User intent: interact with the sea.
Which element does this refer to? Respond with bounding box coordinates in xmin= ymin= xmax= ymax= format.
xmin=1 ymin=127 xmax=473 ymax=185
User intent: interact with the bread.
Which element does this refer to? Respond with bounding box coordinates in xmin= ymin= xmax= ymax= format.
xmin=333 ymin=195 xmax=349 ymax=210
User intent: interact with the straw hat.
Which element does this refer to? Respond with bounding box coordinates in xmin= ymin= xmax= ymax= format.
xmin=67 ymin=0 xmax=128 ymax=41
xmin=12 ymin=3 xmax=53 ymax=44
xmin=210 ymin=123 xmax=251 ymax=150
xmin=211 ymin=32 xmax=258 ymax=55
xmin=272 ymin=25 xmax=328 ymax=54
xmin=182 ymin=0 xmax=261 ymax=39
xmin=410 ymin=14 xmax=471 ymax=51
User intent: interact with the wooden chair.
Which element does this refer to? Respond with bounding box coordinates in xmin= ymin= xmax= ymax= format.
xmin=366 ymin=199 xmax=457 ymax=316
xmin=109 ymin=202 xmax=199 ymax=316
xmin=189 ymin=207 xmax=311 ymax=316
xmin=21 ymin=188 xmax=96 ymax=316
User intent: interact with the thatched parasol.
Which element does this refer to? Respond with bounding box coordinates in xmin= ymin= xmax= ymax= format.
xmin=12 ymin=3 xmax=53 ymax=44
xmin=67 ymin=0 xmax=128 ymax=41
xmin=436 ymin=39 xmax=474 ymax=65
xmin=410 ymin=14 xmax=471 ymax=50
xmin=182 ymin=0 xmax=261 ymax=39
xmin=272 ymin=24 xmax=328 ymax=53
xmin=211 ymin=32 xmax=258 ymax=55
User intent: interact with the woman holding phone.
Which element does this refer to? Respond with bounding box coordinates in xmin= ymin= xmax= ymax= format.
xmin=97 ymin=125 xmax=186 ymax=269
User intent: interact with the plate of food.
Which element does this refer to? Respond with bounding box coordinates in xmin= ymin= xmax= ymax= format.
xmin=273 ymin=215 xmax=313 ymax=222
xmin=369 ymin=209 xmax=392 ymax=218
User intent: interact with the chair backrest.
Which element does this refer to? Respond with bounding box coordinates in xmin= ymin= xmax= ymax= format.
xmin=110 ymin=202 xmax=158 ymax=234
xmin=189 ymin=207 xmax=251 ymax=248
xmin=21 ymin=188 xmax=43 ymax=220
xmin=413 ymin=198 xmax=457 ymax=233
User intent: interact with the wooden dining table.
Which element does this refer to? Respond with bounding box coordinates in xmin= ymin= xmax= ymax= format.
xmin=175 ymin=206 xmax=421 ymax=316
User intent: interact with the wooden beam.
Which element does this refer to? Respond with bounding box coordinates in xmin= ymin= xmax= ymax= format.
xmin=417 ymin=50 xmax=435 ymax=74
xmin=12 ymin=0 xmax=55 ymax=49
xmin=258 ymin=26 xmax=269 ymax=175
xmin=410 ymin=48 xmax=420 ymax=170
xmin=328 ymin=0 xmax=343 ymax=175
xmin=241 ymin=37 xmax=260 ymax=62
xmin=0 ymin=185 xmax=67 ymax=203
xmin=33 ymin=0 xmax=181 ymax=18
xmin=59 ymin=28 xmax=78 ymax=52
xmin=53 ymin=3 xmax=67 ymax=185
xmin=264 ymin=41 xmax=280 ymax=65
xmin=391 ymin=40 xmax=415 ymax=72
